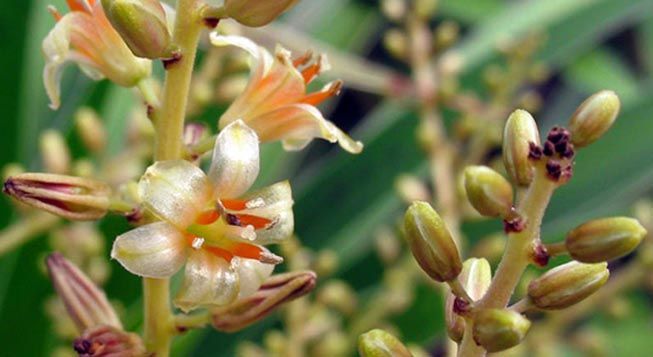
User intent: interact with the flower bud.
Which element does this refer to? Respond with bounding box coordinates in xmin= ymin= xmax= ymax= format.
xmin=211 ymin=271 xmax=316 ymax=332
xmin=568 ymin=90 xmax=620 ymax=147
xmin=403 ymin=201 xmax=462 ymax=282
xmin=4 ymin=173 xmax=111 ymax=220
xmin=381 ymin=0 xmax=407 ymax=21
xmin=446 ymin=258 xmax=492 ymax=342
xmin=395 ymin=174 xmax=430 ymax=204
xmin=46 ymin=253 xmax=122 ymax=332
xmin=383 ymin=29 xmax=408 ymax=60
xmin=358 ymin=329 xmax=411 ymax=357
xmin=73 ymin=325 xmax=145 ymax=357
xmin=224 ymin=0 xmax=299 ymax=27
xmin=463 ymin=166 xmax=514 ymax=218
xmin=317 ymin=280 xmax=357 ymax=316
xmin=566 ymin=217 xmax=646 ymax=263
xmin=40 ymin=129 xmax=71 ymax=174
xmin=75 ymin=108 xmax=107 ymax=153
xmin=528 ymin=261 xmax=609 ymax=310
xmin=503 ymin=109 xmax=541 ymax=186
xmin=472 ymin=309 xmax=531 ymax=352
xmin=101 ymin=0 xmax=173 ymax=59
xmin=414 ymin=0 xmax=438 ymax=19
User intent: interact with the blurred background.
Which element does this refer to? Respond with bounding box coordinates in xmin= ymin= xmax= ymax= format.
xmin=1 ymin=0 xmax=653 ymax=355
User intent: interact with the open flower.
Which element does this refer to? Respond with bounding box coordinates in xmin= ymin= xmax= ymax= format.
xmin=111 ymin=120 xmax=293 ymax=312
xmin=43 ymin=0 xmax=151 ymax=109
xmin=211 ymin=34 xmax=363 ymax=154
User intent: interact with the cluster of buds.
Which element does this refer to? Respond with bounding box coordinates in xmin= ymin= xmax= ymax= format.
xmin=395 ymin=90 xmax=647 ymax=354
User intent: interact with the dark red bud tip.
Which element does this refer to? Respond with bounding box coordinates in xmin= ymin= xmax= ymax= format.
xmin=453 ymin=297 xmax=471 ymax=316
xmin=527 ymin=142 xmax=542 ymax=160
xmin=203 ymin=17 xmax=220 ymax=28
xmin=162 ymin=51 xmax=182 ymax=69
xmin=504 ymin=216 xmax=525 ymax=233
xmin=73 ymin=339 xmax=93 ymax=354
xmin=532 ymin=244 xmax=550 ymax=267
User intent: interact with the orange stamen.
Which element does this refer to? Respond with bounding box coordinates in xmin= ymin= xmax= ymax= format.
xmin=221 ymin=199 xmax=248 ymax=211
xmin=301 ymin=62 xmax=322 ymax=84
xmin=231 ymin=243 xmax=264 ymax=260
xmin=66 ymin=0 xmax=88 ymax=12
xmin=300 ymin=81 xmax=343 ymax=106
xmin=195 ymin=210 xmax=220 ymax=225
xmin=48 ymin=6 xmax=63 ymax=21
xmin=292 ymin=50 xmax=313 ymax=67
xmin=237 ymin=214 xmax=272 ymax=229
xmin=204 ymin=246 xmax=235 ymax=262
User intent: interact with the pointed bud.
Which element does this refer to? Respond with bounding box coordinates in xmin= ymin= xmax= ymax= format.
xmin=4 ymin=173 xmax=111 ymax=220
xmin=568 ymin=90 xmax=620 ymax=147
xmin=358 ymin=329 xmax=411 ymax=357
xmin=464 ymin=166 xmax=514 ymax=218
xmin=46 ymin=253 xmax=122 ymax=333
xmin=73 ymin=325 xmax=145 ymax=357
xmin=403 ymin=201 xmax=462 ymax=282
xmin=528 ymin=261 xmax=609 ymax=310
xmin=223 ymin=0 xmax=298 ymax=27
xmin=75 ymin=108 xmax=107 ymax=153
xmin=566 ymin=217 xmax=646 ymax=263
xmin=101 ymin=0 xmax=173 ymax=59
xmin=503 ymin=110 xmax=541 ymax=186
xmin=210 ymin=271 xmax=316 ymax=332
xmin=446 ymin=258 xmax=492 ymax=342
xmin=40 ymin=130 xmax=71 ymax=174
xmin=472 ymin=309 xmax=531 ymax=352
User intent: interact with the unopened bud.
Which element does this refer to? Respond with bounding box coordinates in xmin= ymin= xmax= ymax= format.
xmin=358 ymin=329 xmax=411 ymax=357
xmin=75 ymin=108 xmax=107 ymax=153
xmin=375 ymin=227 xmax=401 ymax=265
xmin=503 ymin=109 xmax=541 ymax=186
xmin=414 ymin=0 xmax=438 ymax=19
xmin=224 ymin=0 xmax=298 ymax=27
xmin=568 ymin=90 xmax=620 ymax=147
xmin=73 ymin=325 xmax=144 ymax=357
xmin=211 ymin=271 xmax=316 ymax=332
xmin=464 ymin=166 xmax=514 ymax=218
xmin=312 ymin=331 xmax=349 ymax=357
xmin=434 ymin=21 xmax=459 ymax=49
xmin=317 ymin=280 xmax=357 ymax=316
xmin=40 ymin=129 xmax=70 ymax=174
xmin=381 ymin=0 xmax=407 ymax=21
xmin=403 ymin=201 xmax=462 ymax=282
xmin=102 ymin=0 xmax=173 ymax=59
xmin=46 ymin=253 xmax=122 ymax=332
xmin=383 ymin=29 xmax=408 ymax=60
xmin=566 ymin=217 xmax=646 ymax=263
xmin=446 ymin=258 xmax=492 ymax=342
xmin=4 ymin=173 xmax=111 ymax=220
xmin=528 ymin=261 xmax=609 ymax=310
xmin=314 ymin=249 xmax=339 ymax=277
xmin=472 ymin=309 xmax=531 ymax=352
xmin=395 ymin=174 xmax=430 ymax=204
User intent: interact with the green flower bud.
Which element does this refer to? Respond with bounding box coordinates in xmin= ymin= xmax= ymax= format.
xmin=566 ymin=217 xmax=646 ymax=263
xmin=446 ymin=258 xmax=492 ymax=343
xmin=102 ymin=0 xmax=173 ymax=59
xmin=472 ymin=309 xmax=531 ymax=353
xmin=403 ymin=201 xmax=462 ymax=282
xmin=383 ymin=29 xmax=408 ymax=61
xmin=503 ymin=109 xmax=541 ymax=186
xmin=381 ymin=0 xmax=407 ymax=22
xmin=568 ymin=90 xmax=620 ymax=147
xmin=528 ymin=261 xmax=609 ymax=310
xmin=224 ymin=0 xmax=299 ymax=27
xmin=464 ymin=166 xmax=514 ymax=218
xmin=358 ymin=329 xmax=411 ymax=357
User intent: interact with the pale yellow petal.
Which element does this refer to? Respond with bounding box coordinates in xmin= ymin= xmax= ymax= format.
xmin=42 ymin=14 xmax=75 ymax=110
xmin=235 ymin=181 xmax=294 ymax=244
xmin=232 ymin=256 xmax=274 ymax=299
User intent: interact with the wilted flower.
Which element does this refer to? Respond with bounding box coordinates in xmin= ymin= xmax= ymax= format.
xmin=112 ymin=120 xmax=294 ymax=312
xmin=211 ymin=34 xmax=363 ymax=154
xmin=43 ymin=0 xmax=151 ymax=109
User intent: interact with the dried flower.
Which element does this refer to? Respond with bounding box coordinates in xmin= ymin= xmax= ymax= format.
xmin=472 ymin=308 xmax=531 ymax=352
xmin=111 ymin=120 xmax=294 ymax=312
xmin=43 ymin=0 xmax=151 ymax=109
xmin=211 ymin=271 xmax=316 ymax=332
xmin=463 ymin=165 xmax=514 ymax=218
xmin=503 ymin=109 xmax=540 ymax=186
xmin=46 ymin=253 xmax=122 ymax=332
xmin=403 ymin=201 xmax=462 ymax=282
xmin=568 ymin=90 xmax=620 ymax=147
xmin=73 ymin=325 xmax=145 ymax=357
xmin=211 ymin=34 xmax=363 ymax=154
xmin=358 ymin=329 xmax=412 ymax=357
xmin=566 ymin=217 xmax=646 ymax=263
xmin=3 ymin=173 xmax=111 ymax=220
xmin=223 ymin=0 xmax=298 ymax=27
xmin=446 ymin=258 xmax=492 ymax=343
xmin=528 ymin=261 xmax=609 ymax=310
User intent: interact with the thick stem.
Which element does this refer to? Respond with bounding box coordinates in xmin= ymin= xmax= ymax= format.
xmin=458 ymin=319 xmax=486 ymax=357
xmin=143 ymin=1 xmax=204 ymax=356
xmin=0 ymin=212 xmax=60 ymax=256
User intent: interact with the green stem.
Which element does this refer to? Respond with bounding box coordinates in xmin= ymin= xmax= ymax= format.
xmin=543 ymin=241 xmax=567 ymax=257
xmin=174 ymin=311 xmax=211 ymax=332
xmin=143 ymin=0 xmax=204 ymax=356
xmin=0 ymin=212 xmax=60 ymax=257
xmin=458 ymin=319 xmax=485 ymax=357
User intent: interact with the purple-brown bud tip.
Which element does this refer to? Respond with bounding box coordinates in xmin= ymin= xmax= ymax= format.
xmin=73 ymin=325 xmax=144 ymax=357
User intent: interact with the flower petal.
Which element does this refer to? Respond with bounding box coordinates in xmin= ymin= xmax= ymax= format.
xmin=234 ymin=181 xmax=294 ymax=244
xmin=209 ymin=33 xmax=273 ymax=92
xmin=232 ymin=256 xmax=274 ymax=299
xmin=174 ymin=250 xmax=240 ymax=312
xmin=111 ymin=222 xmax=187 ymax=278
xmin=208 ymin=120 xmax=260 ymax=198
xmin=42 ymin=14 xmax=76 ymax=110
xmin=139 ymin=160 xmax=213 ymax=229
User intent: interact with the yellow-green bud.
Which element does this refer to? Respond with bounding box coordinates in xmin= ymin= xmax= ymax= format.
xmin=434 ymin=21 xmax=459 ymax=49
xmin=102 ymin=0 xmax=173 ymax=59
xmin=383 ymin=29 xmax=408 ymax=60
xmin=414 ymin=0 xmax=438 ymax=19
xmin=395 ymin=174 xmax=430 ymax=204
xmin=446 ymin=258 xmax=492 ymax=342
xmin=528 ymin=261 xmax=609 ymax=310
xmin=568 ymin=90 xmax=620 ymax=147
xmin=381 ymin=0 xmax=407 ymax=21
xmin=75 ymin=108 xmax=107 ymax=153
xmin=358 ymin=329 xmax=411 ymax=357
xmin=472 ymin=309 xmax=531 ymax=353
xmin=317 ymin=280 xmax=357 ymax=316
xmin=403 ymin=201 xmax=462 ymax=282
xmin=463 ymin=166 xmax=514 ymax=218
xmin=224 ymin=0 xmax=299 ymax=27
xmin=503 ymin=109 xmax=541 ymax=186
xmin=40 ymin=130 xmax=71 ymax=174
xmin=566 ymin=217 xmax=646 ymax=263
